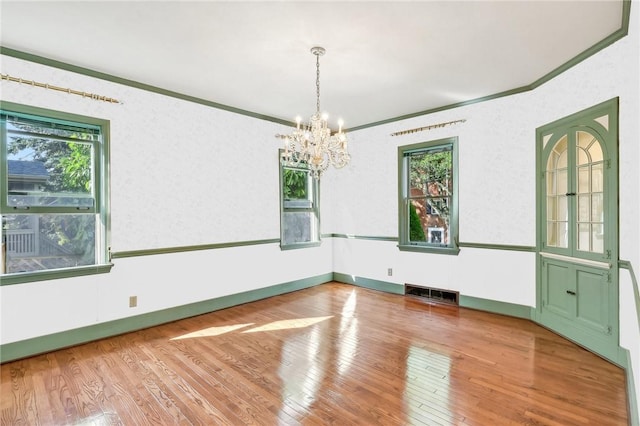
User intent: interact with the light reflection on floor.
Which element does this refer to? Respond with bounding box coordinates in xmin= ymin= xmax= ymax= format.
xmin=405 ymin=346 xmax=453 ymax=424
xmin=337 ymin=290 xmax=358 ymax=376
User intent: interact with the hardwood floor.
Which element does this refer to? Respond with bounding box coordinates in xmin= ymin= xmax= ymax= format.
xmin=0 ymin=282 xmax=629 ymax=425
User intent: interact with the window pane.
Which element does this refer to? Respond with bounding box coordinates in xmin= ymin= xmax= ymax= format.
xmin=546 ymin=171 xmax=556 ymax=195
xmin=589 ymin=141 xmax=603 ymax=162
xmin=558 ymin=196 xmax=568 ymax=221
xmin=557 ymin=222 xmax=568 ymax=248
xmin=408 ymin=200 xmax=427 ymax=242
xmin=282 ymin=168 xmax=309 ymax=202
xmin=547 ymin=222 xmax=557 ymax=246
xmin=592 ymin=163 xmax=603 ymax=192
xmin=578 ymin=195 xmax=590 ymax=222
xmin=577 ymin=166 xmax=590 ymax=193
xmin=408 ymin=199 xmax=449 ymax=245
xmin=2 ymin=214 xmax=96 ymax=273
xmin=408 ymin=149 xmax=452 ymax=197
xmin=592 ymin=224 xmax=604 ymax=253
xmin=577 ymin=223 xmax=590 ymax=251
xmin=6 ymin=137 xmax=94 ymax=208
xmin=547 ymin=197 xmax=557 ymax=220
xmin=556 ymin=169 xmax=568 ymax=195
xmin=591 ymin=193 xmax=604 ymax=223
xmin=282 ymin=212 xmax=315 ymax=245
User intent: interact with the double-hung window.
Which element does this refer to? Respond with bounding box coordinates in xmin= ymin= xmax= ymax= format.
xmin=1 ymin=102 xmax=110 ymax=283
xmin=398 ymin=137 xmax=459 ymax=254
xmin=279 ymin=151 xmax=320 ymax=249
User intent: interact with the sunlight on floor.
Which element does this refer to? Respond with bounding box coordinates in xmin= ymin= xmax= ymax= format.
xmin=242 ymin=316 xmax=333 ymax=333
xmin=170 ymin=316 xmax=334 ymax=340
xmin=170 ymin=323 xmax=254 ymax=340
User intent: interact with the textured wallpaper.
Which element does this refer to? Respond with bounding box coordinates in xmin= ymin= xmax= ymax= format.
xmin=1 ymin=55 xmax=288 ymax=252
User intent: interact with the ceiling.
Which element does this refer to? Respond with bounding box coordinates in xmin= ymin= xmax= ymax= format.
xmin=0 ymin=1 xmax=625 ymax=129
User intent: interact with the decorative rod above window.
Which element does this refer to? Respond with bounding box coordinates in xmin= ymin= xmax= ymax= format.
xmin=391 ymin=119 xmax=466 ymax=136
xmin=1 ymin=73 xmax=121 ymax=104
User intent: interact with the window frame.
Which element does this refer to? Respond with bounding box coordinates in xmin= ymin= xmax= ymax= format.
xmin=279 ymin=149 xmax=321 ymax=250
xmin=397 ymin=137 xmax=459 ymax=255
xmin=1 ymin=101 xmax=111 ymax=285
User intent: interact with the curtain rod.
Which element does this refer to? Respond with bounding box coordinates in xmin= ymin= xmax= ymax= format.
xmin=1 ymin=73 xmax=121 ymax=104
xmin=391 ymin=119 xmax=466 ymax=136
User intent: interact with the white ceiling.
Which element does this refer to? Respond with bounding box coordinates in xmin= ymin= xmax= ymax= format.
xmin=0 ymin=1 xmax=625 ymax=129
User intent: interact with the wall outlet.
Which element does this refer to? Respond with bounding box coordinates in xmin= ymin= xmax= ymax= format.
xmin=129 ymin=296 xmax=137 ymax=308
xmin=387 ymin=268 xmax=393 ymax=276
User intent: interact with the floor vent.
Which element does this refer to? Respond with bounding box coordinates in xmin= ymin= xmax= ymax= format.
xmin=405 ymin=284 xmax=459 ymax=306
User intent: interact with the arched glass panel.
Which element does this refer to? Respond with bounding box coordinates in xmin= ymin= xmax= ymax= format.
xmin=576 ymin=131 xmax=604 ymax=253
xmin=545 ymin=135 xmax=568 ymax=248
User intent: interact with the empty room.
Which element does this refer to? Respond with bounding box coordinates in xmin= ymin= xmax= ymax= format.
xmin=1 ymin=1 xmax=639 ymax=424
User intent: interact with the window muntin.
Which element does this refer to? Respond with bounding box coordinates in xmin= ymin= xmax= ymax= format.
xmin=1 ymin=105 xmax=109 ymax=279
xmin=398 ymin=138 xmax=458 ymax=254
xmin=280 ymin=155 xmax=320 ymax=249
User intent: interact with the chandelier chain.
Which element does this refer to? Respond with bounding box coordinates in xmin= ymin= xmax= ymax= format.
xmin=316 ymin=53 xmax=321 ymax=114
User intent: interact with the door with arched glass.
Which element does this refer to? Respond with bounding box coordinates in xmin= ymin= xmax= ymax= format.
xmin=536 ymin=98 xmax=619 ymax=363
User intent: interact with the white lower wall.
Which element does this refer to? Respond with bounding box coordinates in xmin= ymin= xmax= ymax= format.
xmin=0 ymin=242 xmax=332 ymax=344
xmin=332 ymin=238 xmax=535 ymax=306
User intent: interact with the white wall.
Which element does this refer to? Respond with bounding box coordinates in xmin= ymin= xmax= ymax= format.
xmin=0 ymin=55 xmax=333 ymax=344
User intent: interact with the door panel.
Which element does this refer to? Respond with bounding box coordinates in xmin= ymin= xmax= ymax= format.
xmin=544 ymin=261 xmax=573 ymax=318
xmin=575 ymin=269 xmax=609 ymax=333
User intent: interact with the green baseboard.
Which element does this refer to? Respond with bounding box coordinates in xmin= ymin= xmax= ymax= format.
xmin=459 ymin=295 xmax=533 ymax=320
xmin=0 ymin=272 xmax=333 ymax=363
xmin=332 ymin=272 xmax=404 ymax=294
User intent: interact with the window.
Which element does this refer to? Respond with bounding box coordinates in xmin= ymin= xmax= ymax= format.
xmin=398 ymin=137 xmax=459 ymax=254
xmin=279 ymin=151 xmax=320 ymax=249
xmin=1 ymin=102 xmax=111 ymax=283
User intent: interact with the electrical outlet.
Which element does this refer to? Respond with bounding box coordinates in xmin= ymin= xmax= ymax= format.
xmin=388 ymin=268 xmax=393 ymax=276
xmin=129 ymin=296 xmax=137 ymax=308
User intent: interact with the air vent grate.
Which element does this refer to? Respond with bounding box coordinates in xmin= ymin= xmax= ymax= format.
xmin=405 ymin=284 xmax=459 ymax=305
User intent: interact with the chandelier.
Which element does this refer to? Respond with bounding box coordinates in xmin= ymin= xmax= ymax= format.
xmin=278 ymin=46 xmax=350 ymax=179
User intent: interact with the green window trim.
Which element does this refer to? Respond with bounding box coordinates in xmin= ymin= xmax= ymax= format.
xmin=398 ymin=137 xmax=459 ymax=255
xmin=279 ymin=150 xmax=321 ymax=250
xmin=1 ymin=101 xmax=111 ymax=284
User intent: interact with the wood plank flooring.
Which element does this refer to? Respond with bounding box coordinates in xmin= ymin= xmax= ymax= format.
xmin=0 ymin=282 xmax=629 ymax=425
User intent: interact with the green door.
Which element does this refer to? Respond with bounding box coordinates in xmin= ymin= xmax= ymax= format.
xmin=536 ymin=98 xmax=619 ymax=363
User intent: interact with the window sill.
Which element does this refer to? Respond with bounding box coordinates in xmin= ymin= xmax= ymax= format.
xmin=280 ymin=241 xmax=322 ymax=251
xmin=0 ymin=263 xmax=114 ymax=286
xmin=398 ymin=244 xmax=460 ymax=256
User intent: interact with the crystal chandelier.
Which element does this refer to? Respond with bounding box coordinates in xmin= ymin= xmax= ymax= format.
xmin=278 ymin=46 xmax=350 ymax=179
